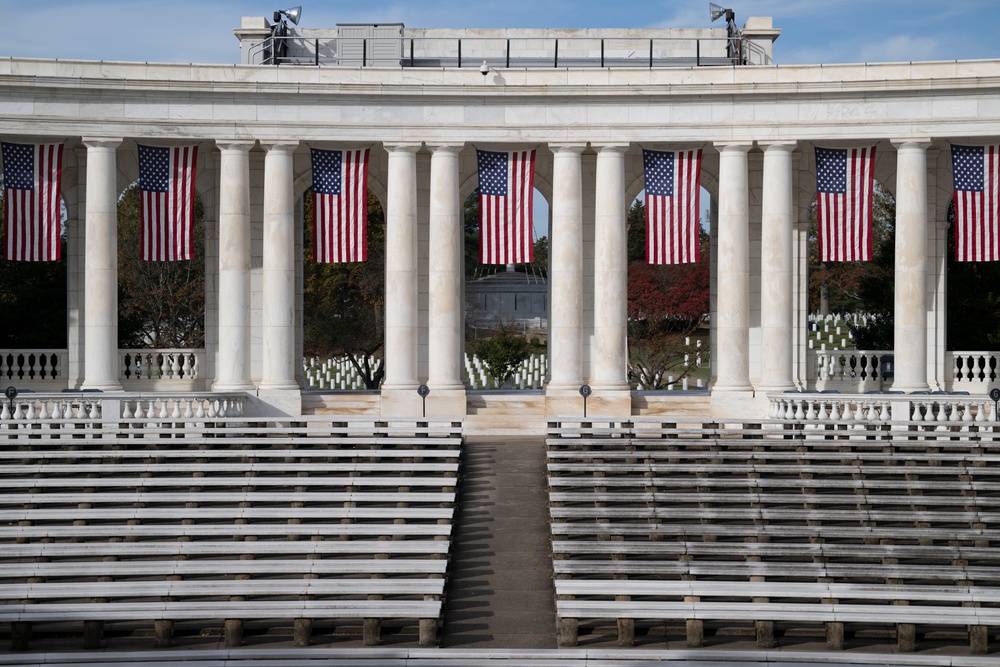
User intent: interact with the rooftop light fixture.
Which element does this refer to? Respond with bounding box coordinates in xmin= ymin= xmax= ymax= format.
xmin=709 ymin=3 xmax=733 ymax=23
xmin=273 ymin=6 xmax=302 ymax=26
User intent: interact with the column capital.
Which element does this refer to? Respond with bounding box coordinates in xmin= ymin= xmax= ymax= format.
xmin=758 ymin=140 xmax=798 ymax=153
xmin=81 ymin=137 xmax=123 ymax=150
xmin=383 ymin=142 xmax=423 ymax=154
xmin=549 ymin=142 xmax=587 ymax=155
xmin=592 ymin=143 xmax=630 ymax=154
xmin=714 ymin=141 xmax=754 ymax=153
xmin=425 ymin=142 xmax=464 ymax=154
xmin=215 ymin=140 xmax=256 ymax=152
xmin=891 ymin=139 xmax=932 ymax=150
xmin=260 ymin=141 xmax=299 ymax=154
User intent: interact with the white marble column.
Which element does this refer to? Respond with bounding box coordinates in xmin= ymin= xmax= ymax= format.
xmin=713 ymin=142 xmax=753 ymax=392
xmin=382 ymin=143 xmax=421 ymax=391
xmin=259 ymin=142 xmax=299 ymax=391
xmin=758 ymin=142 xmax=796 ymax=391
xmin=892 ymin=140 xmax=931 ymax=392
xmin=548 ymin=144 xmax=586 ymax=391
xmin=213 ymin=141 xmax=255 ymax=391
xmin=593 ymin=144 xmax=629 ymax=390
xmin=427 ymin=144 xmax=465 ymax=393
xmin=81 ymin=138 xmax=123 ymax=391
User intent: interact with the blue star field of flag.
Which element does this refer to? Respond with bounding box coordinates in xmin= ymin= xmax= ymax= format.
xmin=138 ymin=145 xmax=170 ymax=193
xmin=953 ymin=144 xmax=984 ymax=191
xmin=2 ymin=143 xmax=34 ymax=190
xmin=477 ymin=150 xmax=508 ymax=196
xmin=816 ymin=147 xmax=847 ymax=193
xmin=311 ymin=149 xmax=343 ymax=195
xmin=643 ymin=150 xmax=675 ymax=197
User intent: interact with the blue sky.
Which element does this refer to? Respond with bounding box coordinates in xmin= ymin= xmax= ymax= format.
xmin=0 ymin=1 xmax=994 ymax=65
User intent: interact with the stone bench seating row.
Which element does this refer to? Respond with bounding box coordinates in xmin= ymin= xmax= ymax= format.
xmin=547 ymin=419 xmax=1000 ymax=443
xmin=0 ymin=420 xmax=462 ymax=650
xmin=545 ymin=427 xmax=1000 ymax=653
xmin=556 ymin=582 xmax=998 ymax=652
xmin=547 ymin=438 xmax=1000 ymax=457
xmin=551 ymin=504 xmax=1000 ymax=528
xmin=551 ymin=520 xmax=998 ymax=544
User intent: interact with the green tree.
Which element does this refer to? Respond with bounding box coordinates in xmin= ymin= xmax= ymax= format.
xmin=0 ymin=195 xmax=67 ymax=348
xmin=116 ymin=184 xmax=206 ymax=348
xmin=466 ymin=320 xmax=531 ymax=388
xmin=303 ymin=190 xmax=385 ymax=389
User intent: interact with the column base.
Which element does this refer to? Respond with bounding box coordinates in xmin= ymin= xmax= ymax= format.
xmin=211 ymin=381 xmax=256 ymax=393
xmin=423 ymin=387 xmax=467 ymax=419
xmin=545 ymin=386 xmax=599 ymax=420
xmin=245 ymin=389 xmax=302 ymax=418
xmin=79 ymin=381 xmax=123 ymax=392
xmin=710 ymin=388 xmax=760 ymax=420
xmin=380 ymin=388 xmax=425 ymax=419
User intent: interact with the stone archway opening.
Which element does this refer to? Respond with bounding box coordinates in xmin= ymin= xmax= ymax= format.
xmin=301 ymin=187 xmax=387 ymax=391
xmin=463 ymin=186 xmax=550 ymax=390
xmin=625 ymin=187 xmax=711 ymax=392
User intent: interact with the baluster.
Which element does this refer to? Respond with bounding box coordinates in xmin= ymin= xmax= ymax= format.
xmin=182 ymin=399 xmax=194 ymax=419
xmin=817 ymin=400 xmax=829 ymax=423
xmin=121 ymin=400 xmax=134 ymax=419
xmin=783 ymin=399 xmax=794 ymax=420
xmin=879 ymin=401 xmax=890 ymax=422
xmin=144 ymin=400 xmax=155 ymax=421
xmin=171 ymin=354 xmax=182 ymax=379
xmin=829 ymin=400 xmax=841 ymax=422
xmin=794 ymin=400 xmax=805 ymax=421
xmin=952 ymin=402 xmax=965 ymax=423
xmin=853 ymin=401 xmax=865 ymax=423
xmin=866 ymin=402 xmax=877 ymax=422
xmin=219 ymin=400 xmax=230 ymax=418
xmin=0 ymin=402 xmax=10 ymax=420
xmin=170 ymin=399 xmax=181 ymax=419
xmin=157 ymin=400 xmax=169 ymax=420
xmin=50 ymin=400 xmax=62 ymax=421
xmin=935 ymin=402 xmax=948 ymax=424
xmin=158 ymin=354 xmax=169 ymax=380
xmin=88 ymin=401 xmax=100 ymax=420
xmin=25 ymin=401 xmax=35 ymax=420
xmin=805 ymin=400 xmax=817 ymax=421
xmin=182 ymin=354 xmax=193 ymax=379
xmin=195 ymin=399 xmax=206 ymax=419
xmin=12 ymin=402 xmax=23 ymax=420
xmin=976 ymin=402 xmax=987 ymax=423
xmin=37 ymin=400 xmax=48 ymax=420
xmin=207 ymin=399 xmax=219 ymax=419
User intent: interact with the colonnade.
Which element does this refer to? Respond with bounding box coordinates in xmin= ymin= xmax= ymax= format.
xmin=67 ymin=136 xmax=935 ymax=413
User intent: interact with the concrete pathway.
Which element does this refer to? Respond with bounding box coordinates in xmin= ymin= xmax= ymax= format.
xmin=441 ymin=437 xmax=557 ymax=648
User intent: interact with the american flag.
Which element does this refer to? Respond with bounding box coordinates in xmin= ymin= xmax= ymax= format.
xmin=643 ymin=148 xmax=702 ymax=264
xmin=311 ymin=147 xmax=370 ymax=263
xmin=1 ymin=142 xmax=63 ymax=262
xmin=815 ymin=146 xmax=876 ymax=262
xmin=138 ymin=144 xmax=199 ymax=262
xmin=477 ymin=149 xmax=535 ymax=265
xmin=952 ymin=144 xmax=1000 ymax=262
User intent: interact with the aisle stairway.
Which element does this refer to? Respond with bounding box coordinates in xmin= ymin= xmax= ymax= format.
xmin=441 ymin=437 xmax=556 ymax=648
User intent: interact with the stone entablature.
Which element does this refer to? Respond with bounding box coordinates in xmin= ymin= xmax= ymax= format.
xmin=1 ymin=52 xmax=999 ymax=421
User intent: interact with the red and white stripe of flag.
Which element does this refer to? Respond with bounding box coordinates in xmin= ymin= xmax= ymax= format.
xmin=818 ymin=146 xmax=875 ymax=263
xmin=314 ymin=148 xmax=369 ymax=263
xmin=646 ymin=149 xmax=702 ymax=265
xmin=141 ymin=146 xmax=198 ymax=262
xmin=480 ymin=150 xmax=535 ymax=265
xmin=4 ymin=143 xmax=63 ymax=262
xmin=955 ymin=145 xmax=1000 ymax=262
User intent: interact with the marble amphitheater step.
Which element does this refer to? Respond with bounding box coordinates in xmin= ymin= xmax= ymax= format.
xmin=441 ymin=436 xmax=557 ymax=648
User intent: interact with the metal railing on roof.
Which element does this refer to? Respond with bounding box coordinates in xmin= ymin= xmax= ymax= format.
xmin=249 ymin=35 xmax=768 ymax=68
